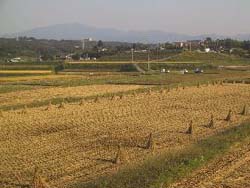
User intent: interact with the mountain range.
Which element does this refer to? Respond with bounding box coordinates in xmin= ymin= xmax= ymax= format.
xmin=3 ymin=23 xmax=250 ymax=43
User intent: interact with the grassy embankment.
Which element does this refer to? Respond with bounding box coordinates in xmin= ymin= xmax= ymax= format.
xmin=165 ymin=51 xmax=250 ymax=65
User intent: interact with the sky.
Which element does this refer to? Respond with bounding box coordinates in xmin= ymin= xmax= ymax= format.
xmin=0 ymin=0 xmax=250 ymax=36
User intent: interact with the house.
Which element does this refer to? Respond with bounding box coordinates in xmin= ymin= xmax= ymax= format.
xmin=174 ymin=42 xmax=185 ymax=48
xmin=205 ymin=48 xmax=211 ymax=53
xmin=174 ymin=40 xmax=205 ymax=50
xmin=38 ymin=56 xmax=43 ymax=62
xmin=187 ymin=40 xmax=204 ymax=49
xmin=134 ymin=49 xmax=148 ymax=53
xmin=101 ymin=48 xmax=108 ymax=52
xmin=10 ymin=57 xmax=22 ymax=63
xmin=55 ymin=55 xmax=67 ymax=60
xmin=65 ymin=54 xmax=74 ymax=60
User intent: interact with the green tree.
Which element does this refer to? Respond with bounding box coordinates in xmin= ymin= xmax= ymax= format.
xmin=205 ymin=37 xmax=212 ymax=43
xmin=72 ymin=53 xmax=81 ymax=61
xmin=132 ymin=43 xmax=137 ymax=50
xmin=242 ymin=41 xmax=250 ymax=50
xmin=97 ymin=40 xmax=104 ymax=48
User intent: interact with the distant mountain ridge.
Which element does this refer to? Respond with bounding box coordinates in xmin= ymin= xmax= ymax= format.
xmin=3 ymin=23 xmax=250 ymax=43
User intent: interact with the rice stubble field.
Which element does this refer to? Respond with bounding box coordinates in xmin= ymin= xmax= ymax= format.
xmin=1 ymin=82 xmax=250 ymax=187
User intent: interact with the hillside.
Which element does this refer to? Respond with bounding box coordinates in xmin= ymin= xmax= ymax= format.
xmin=166 ymin=51 xmax=250 ymax=65
xmin=4 ymin=23 xmax=248 ymax=43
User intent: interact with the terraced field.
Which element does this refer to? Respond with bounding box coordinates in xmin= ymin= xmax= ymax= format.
xmin=0 ymin=83 xmax=250 ymax=188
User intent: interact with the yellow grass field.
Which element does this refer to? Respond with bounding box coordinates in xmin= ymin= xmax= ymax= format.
xmin=67 ymin=61 xmax=202 ymax=64
xmin=0 ymin=83 xmax=250 ymax=187
xmin=0 ymin=75 xmax=80 ymax=82
xmin=0 ymin=70 xmax=52 ymax=74
xmin=0 ymin=84 xmax=147 ymax=107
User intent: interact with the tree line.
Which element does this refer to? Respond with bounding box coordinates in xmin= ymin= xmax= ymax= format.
xmin=0 ymin=37 xmax=250 ymax=62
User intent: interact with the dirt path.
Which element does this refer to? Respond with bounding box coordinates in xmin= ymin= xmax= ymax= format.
xmin=169 ymin=139 xmax=250 ymax=188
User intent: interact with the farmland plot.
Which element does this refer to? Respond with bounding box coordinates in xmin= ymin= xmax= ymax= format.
xmin=0 ymin=84 xmax=146 ymax=107
xmin=0 ymin=84 xmax=250 ymax=187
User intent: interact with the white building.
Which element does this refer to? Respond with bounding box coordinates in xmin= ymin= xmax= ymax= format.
xmin=205 ymin=48 xmax=211 ymax=53
xmin=10 ymin=57 xmax=22 ymax=63
xmin=82 ymin=38 xmax=93 ymax=50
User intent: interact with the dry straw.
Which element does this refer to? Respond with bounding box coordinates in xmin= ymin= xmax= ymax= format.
xmin=148 ymin=89 xmax=152 ymax=95
xmin=114 ymin=145 xmax=121 ymax=164
xmin=94 ymin=96 xmax=99 ymax=103
xmin=111 ymin=95 xmax=115 ymax=100
xmin=208 ymin=115 xmax=214 ymax=128
xmin=145 ymin=133 xmax=154 ymax=150
xmin=0 ymin=110 xmax=3 ymax=118
xmin=225 ymin=109 xmax=232 ymax=122
xmin=160 ymin=88 xmax=165 ymax=94
xmin=45 ymin=101 xmax=52 ymax=111
xmin=241 ymin=105 xmax=249 ymax=116
xmin=176 ymin=85 xmax=179 ymax=91
xmin=186 ymin=120 xmax=193 ymax=134
xmin=114 ymin=145 xmax=126 ymax=164
xmin=167 ymin=87 xmax=171 ymax=93
xmin=32 ymin=167 xmax=50 ymax=188
xmin=197 ymin=82 xmax=200 ymax=88
xmin=79 ymin=99 xmax=84 ymax=106
xmin=58 ymin=101 xmax=65 ymax=109
xmin=119 ymin=94 xmax=123 ymax=100
xmin=22 ymin=105 xmax=28 ymax=114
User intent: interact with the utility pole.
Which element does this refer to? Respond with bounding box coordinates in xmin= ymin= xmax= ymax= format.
xmin=83 ymin=40 xmax=85 ymax=51
xmin=147 ymin=49 xmax=150 ymax=71
xmin=216 ymin=40 xmax=219 ymax=52
xmin=156 ymin=46 xmax=159 ymax=62
xmin=131 ymin=48 xmax=134 ymax=63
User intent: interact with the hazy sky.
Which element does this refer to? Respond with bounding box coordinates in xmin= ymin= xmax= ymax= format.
xmin=0 ymin=0 xmax=250 ymax=36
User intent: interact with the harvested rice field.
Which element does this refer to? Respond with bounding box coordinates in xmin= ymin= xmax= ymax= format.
xmin=169 ymin=137 xmax=250 ymax=188
xmin=0 ymin=70 xmax=52 ymax=74
xmin=0 ymin=84 xmax=146 ymax=107
xmin=0 ymin=83 xmax=250 ymax=188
